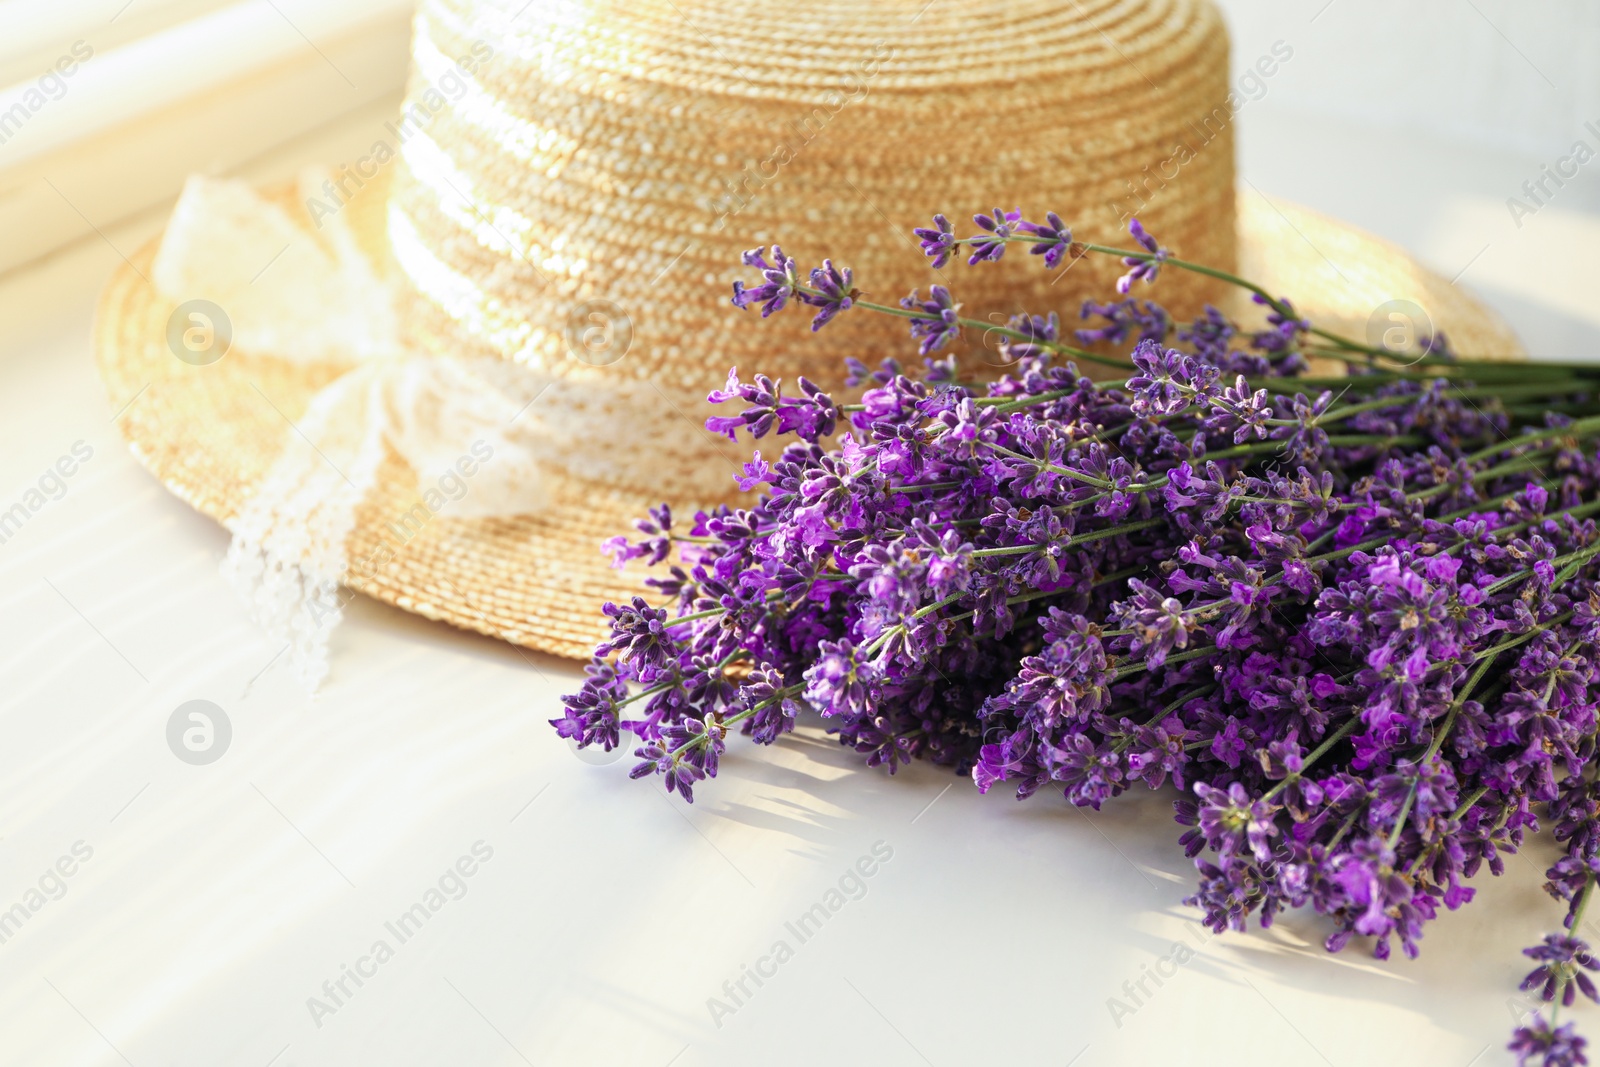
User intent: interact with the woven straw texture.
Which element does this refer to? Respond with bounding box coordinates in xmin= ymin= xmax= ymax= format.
xmin=95 ymin=0 xmax=1524 ymax=660
xmin=391 ymin=0 xmax=1240 ymax=482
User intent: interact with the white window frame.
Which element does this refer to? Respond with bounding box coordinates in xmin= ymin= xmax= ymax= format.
xmin=0 ymin=0 xmax=414 ymax=275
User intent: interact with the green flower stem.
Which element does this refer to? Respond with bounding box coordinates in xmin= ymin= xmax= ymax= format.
xmin=1143 ymin=433 xmax=1421 ymax=491
xmin=862 ymin=625 xmax=905 ymax=658
xmin=1092 ymin=565 xmax=1149 ymax=588
xmin=1450 ymin=784 xmax=1493 ymax=823
xmin=1474 ymin=612 xmax=1578 ymax=662
xmin=1503 ymin=403 xmax=1600 ymax=421
xmin=1484 ymin=530 xmax=1600 ymax=594
xmin=1325 ymin=803 xmax=1369 ymax=854
xmin=1282 ymin=360 xmax=1578 ymax=384
xmin=859 ymin=584 xmax=1067 ymax=653
xmin=1437 ymin=487 xmax=1530 ymax=520
xmin=666 ymin=590 xmax=787 ymax=628
xmin=989 ymin=433 xmax=1418 ymax=499
xmin=1406 ymin=782 xmax=1499 ymax=880
xmin=1324 ymin=433 xmax=1426 ymax=448
xmin=1408 ymin=450 xmax=1564 ymax=508
xmin=1163 ymin=376 xmax=1528 ymax=432
xmin=667 ymin=683 xmax=807 ymax=759
xmin=1074 ymin=241 xmax=1410 ymax=363
xmin=889 ymin=480 xmax=964 ymax=495
xmin=985 ymin=443 xmax=1117 ymax=489
xmin=1455 ymin=500 xmax=1600 ymax=558
xmin=1387 ymin=784 xmax=1421 ymax=850
xmin=668 ymin=606 xmax=730 ymax=627
xmin=1554 ymin=540 xmax=1600 ymax=585
xmin=1236 ymin=466 xmax=1597 ymax=604
xmin=1261 ymin=716 xmax=1365 ymax=802
xmin=1113 ymin=643 xmax=1217 ymax=680
xmin=1301 ymin=382 xmax=1594 ymax=428
xmin=1554 ymin=875 xmax=1599 ymax=1023
xmin=912 ymin=592 xmax=967 ymax=620
xmin=968 ymin=544 xmax=1042 ymax=558
xmin=617 ymin=680 xmax=677 ymax=710
xmin=969 ymin=517 xmax=1166 ymax=559
xmin=788 ymin=282 xmax=1132 ymax=370
xmin=948 ymin=232 xmax=1302 ymax=343
xmin=856 ymin=388 xmax=1077 ymax=415
xmin=930 ymin=231 xmax=1600 ymax=380
xmin=1290 ymin=360 xmax=1469 ymax=383
xmin=1074 ymin=518 xmax=1166 ymax=545
xmin=1417 ymin=649 xmax=1499 ymax=772
xmin=941 ymin=586 xmax=1094 ymax=627
xmin=1452 ymin=381 xmax=1600 ymax=402
xmin=842 ymin=388 xmax=1078 ymax=416
xmin=1113 ymin=682 xmax=1219 ymax=754
xmin=1572 ymin=875 xmax=1597 ymax=936
xmin=1464 ymin=414 xmax=1600 ymax=464
xmin=988 ymin=389 xmax=1076 ymax=413
xmin=1004 ymin=588 xmax=1075 ymax=610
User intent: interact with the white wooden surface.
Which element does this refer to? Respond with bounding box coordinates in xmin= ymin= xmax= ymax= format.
xmin=1 ymin=8 xmax=1598 ymax=1063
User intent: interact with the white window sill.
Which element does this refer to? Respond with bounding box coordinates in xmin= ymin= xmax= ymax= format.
xmin=0 ymin=0 xmax=413 ymax=276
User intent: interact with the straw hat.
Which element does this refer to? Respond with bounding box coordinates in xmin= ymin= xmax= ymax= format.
xmin=95 ymin=0 xmax=1523 ymax=674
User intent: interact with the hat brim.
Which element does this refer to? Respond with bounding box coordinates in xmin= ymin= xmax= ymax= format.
xmin=94 ymin=184 xmax=1524 ymax=661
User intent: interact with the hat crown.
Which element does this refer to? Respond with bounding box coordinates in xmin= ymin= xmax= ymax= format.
xmin=387 ymin=0 xmax=1235 ymax=489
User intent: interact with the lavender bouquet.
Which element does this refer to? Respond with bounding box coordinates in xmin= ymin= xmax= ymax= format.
xmin=551 ymin=209 xmax=1600 ymax=1065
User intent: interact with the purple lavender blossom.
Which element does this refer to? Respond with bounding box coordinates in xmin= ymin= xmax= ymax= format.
xmin=913 ymin=213 xmax=958 ymax=269
xmin=803 ymin=639 xmax=877 ymax=719
xmin=1510 ymin=1013 xmax=1590 ymax=1067
xmin=1126 ymin=340 xmax=1198 ymax=417
xmin=1116 ymin=218 xmax=1170 ymax=293
xmin=800 ymin=259 xmax=856 ymax=330
xmin=968 ymin=206 xmax=1021 ymax=264
xmin=1077 ymin=298 xmax=1171 ymax=346
xmin=1114 ymin=578 xmax=1195 ymax=669
xmin=1523 ymin=935 xmax=1600 ymax=1006
xmin=1017 ymin=210 xmax=1074 ymax=269
xmin=731 ymin=245 xmax=800 ymax=317
xmin=562 ymin=202 xmax=1600 ymax=1061
xmin=1192 ymin=781 xmax=1279 ymax=862
xmin=901 ymin=285 xmax=962 ymax=355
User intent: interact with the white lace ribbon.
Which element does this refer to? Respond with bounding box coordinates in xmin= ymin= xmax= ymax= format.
xmin=151 ymin=171 xmax=728 ymax=688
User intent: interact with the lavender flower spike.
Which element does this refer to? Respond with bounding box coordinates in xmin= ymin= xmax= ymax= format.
xmin=801 ymin=259 xmax=856 ymax=331
xmin=1116 ymin=218 xmax=1171 ymax=293
xmin=1018 ymin=210 xmax=1074 ymax=269
xmin=566 ymin=202 xmax=1600 ymax=1064
xmin=731 ymin=245 xmax=801 ymax=317
xmin=901 ymin=285 xmax=962 ymax=354
xmin=914 ymin=213 xmax=958 ymax=269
